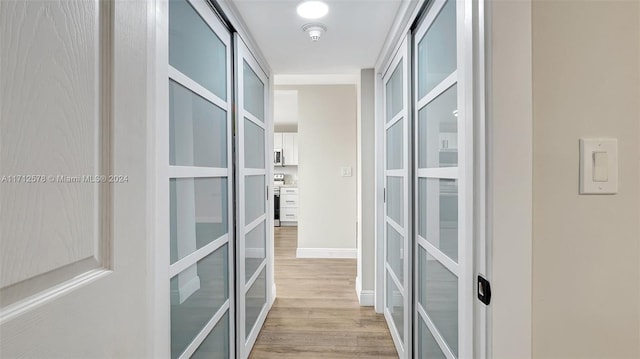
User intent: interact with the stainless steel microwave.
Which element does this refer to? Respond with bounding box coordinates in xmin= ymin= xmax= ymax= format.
xmin=274 ymin=149 xmax=283 ymax=166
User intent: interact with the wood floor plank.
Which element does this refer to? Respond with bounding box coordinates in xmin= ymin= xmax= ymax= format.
xmin=249 ymin=227 xmax=397 ymax=359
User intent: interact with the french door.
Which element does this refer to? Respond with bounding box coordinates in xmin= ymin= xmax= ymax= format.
xmin=382 ymin=35 xmax=412 ymax=359
xmin=235 ymin=35 xmax=272 ymax=359
xmin=413 ymin=0 xmax=473 ymax=358
xmin=167 ymin=0 xmax=234 ymax=358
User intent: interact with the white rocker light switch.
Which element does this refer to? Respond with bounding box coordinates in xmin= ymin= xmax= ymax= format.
xmin=580 ymin=138 xmax=618 ymax=194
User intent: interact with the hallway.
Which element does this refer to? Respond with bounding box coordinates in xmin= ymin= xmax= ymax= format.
xmin=249 ymin=227 xmax=397 ymax=358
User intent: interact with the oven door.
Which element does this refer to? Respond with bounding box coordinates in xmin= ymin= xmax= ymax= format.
xmin=274 ymin=192 xmax=280 ymax=227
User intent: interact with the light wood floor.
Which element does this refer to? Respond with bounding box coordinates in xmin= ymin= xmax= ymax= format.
xmin=249 ymin=227 xmax=398 ymax=359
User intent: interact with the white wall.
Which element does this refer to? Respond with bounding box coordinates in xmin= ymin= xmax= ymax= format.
xmin=487 ymin=1 xmax=533 ymax=357
xmin=276 ymin=85 xmax=357 ymax=253
xmin=531 ymin=1 xmax=640 ymax=357
xmin=357 ymin=69 xmax=376 ymax=296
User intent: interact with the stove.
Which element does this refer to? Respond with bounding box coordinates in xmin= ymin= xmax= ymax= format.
xmin=273 ymin=173 xmax=284 ymax=226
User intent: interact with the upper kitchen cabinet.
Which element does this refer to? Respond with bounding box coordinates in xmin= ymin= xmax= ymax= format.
xmin=274 ymin=133 xmax=283 ymax=151
xmin=283 ymin=133 xmax=298 ymax=166
xmin=274 ymin=132 xmax=298 ymax=166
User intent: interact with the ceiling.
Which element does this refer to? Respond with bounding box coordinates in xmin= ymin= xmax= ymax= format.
xmin=229 ymin=0 xmax=403 ymax=74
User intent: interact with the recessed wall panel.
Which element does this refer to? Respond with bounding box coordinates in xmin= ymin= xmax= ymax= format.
xmin=0 ymin=0 xmax=109 ymax=305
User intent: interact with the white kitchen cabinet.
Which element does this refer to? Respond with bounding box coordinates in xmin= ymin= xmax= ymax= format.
xmin=279 ymin=187 xmax=298 ymax=225
xmin=274 ymin=132 xmax=283 ymax=150
xmin=283 ymin=133 xmax=298 ymax=166
xmin=274 ymin=132 xmax=298 ymax=166
xmin=280 ymin=194 xmax=299 ymax=207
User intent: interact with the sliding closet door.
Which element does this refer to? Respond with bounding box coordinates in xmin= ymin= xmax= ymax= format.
xmin=167 ymin=0 xmax=234 ymax=357
xmin=235 ymin=35 xmax=271 ymax=359
xmin=413 ymin=0 xmax=473 ymax=357
xmin=382 ymin=35 xmax=412 ymax=359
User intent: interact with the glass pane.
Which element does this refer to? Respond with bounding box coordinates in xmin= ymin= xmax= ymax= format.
xmin=418 ymin=85 xmax=458 ymax=168
xmin=192 ymin=312 xmax=229 ymax=359
xmin=245 ymin=175 xmax=265 ymax=225
xmin=386 ymin=176 xmax=403 ymax=225
xmin=386 ymin=272 xmax=404 ymax=341
xmin=244 ymin=118 xmax=265 ymax=169
xmin=171 ymin=244 xmax=229 ymax=359
xmin=246 ymin=267 xmax=267 ymax=337
xmin=418 ymin=0 xmax=457 ymax=98
xmin=418 ymin=317 xmax=447 ymax=359
xmin=386 ymin=118 xmax=403 ymax=170
xmin=418 ymin=247 xmax=428 ymax=311
xmin=419 ymin=251 xmax=458 ymax=356
xmin=169 ymin=0 xmax=226 ymax=100
xmin=169 ymin=80 xmax=227 ymax=168
xmin=243 ymin=61 xmax=265 ymax=120
xmin=386 ymin=60 xmax=403 ymax=122
xmin=386 ymin=224 xmax=403 ymax=283
xmin=245 ymin=221 xmax=266 ymax=283
xmin=170 ymin=178 xmax=228 ymax=264
xmin=418 ymin=178 xmax=458 ymax=262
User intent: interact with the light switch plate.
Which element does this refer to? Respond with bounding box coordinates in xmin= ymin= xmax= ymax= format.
xmin=579 ymin=138 xmax=618 ymax=194
xmin=341 ymin=167 xmax=352 ymax=177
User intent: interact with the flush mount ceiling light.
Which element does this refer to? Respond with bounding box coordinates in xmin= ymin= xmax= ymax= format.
xmin=302 ymin=23 xmax=327 ymax=42
xmin=296 ymin=1 xmax=329 ymax=19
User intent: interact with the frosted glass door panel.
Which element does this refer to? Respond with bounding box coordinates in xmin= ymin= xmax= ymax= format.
xmin=386 ymin=273 xmax=404 ymax=341
xmin=418 ymin=178 xmax=458 ymax=262
xmin=245 ymin=221 xmax=266 ymax=283
xmin=386 ymin=119 xmax=404 ymax=170
xmin=386 ymin=176 xmax=404 ymax=225
xmin=420 ymin=252 xmax=458 ymax=356
xmin=245 ymin=268 xmax=267 ymax=337
xmin=245 ymin=175 xmax=265 ymax=225
xmin=383 ymin=36 xmax=410 ymax=358
xmin=191 ymin=312 xmax=229 ymax=359
xmin=417 ymin=0 xmax=457 ymax=98
xmin=169 ymin=0 xmax=226 ymax=100
xmin=236 ymin=35 xmax=270 ymax=358
xmin=170 ymin=244 xmax=229 ymax=359
xmin=415 ymin=0 xmax=473 ymax=357
xmin=170 ymin=178 xmax=228 ymax=264
xmin=169 ymin=80 xmax=227 ymax=168
xmin=244 ymin=118 xmax=265 ymax=169
xmin=386 ymin=61 xmax=404 ymax=121
xmin=243 ymin=61 xmax=264 ymax=121
xmin=386 ymin=224 xmax=404 ymax=282
xmin=418 ymin=318 xmax=447 ymax=359
xmin=418 ymin=85 xmax=458 ymax=168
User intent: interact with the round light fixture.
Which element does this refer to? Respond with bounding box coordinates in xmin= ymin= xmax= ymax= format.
xmin=296 ymin=1 xmax=329 ymax=19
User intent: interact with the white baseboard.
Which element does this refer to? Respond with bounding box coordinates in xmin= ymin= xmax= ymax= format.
xmin=296 ymin=248 xmax=357 ymax=259
xmin=355 ymin=276 xmax=375 ymax=306
xmin=270 ymin=283 xmax=277 ymax=306
xmin=358 ymin=290 xmax=375 ymax=306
